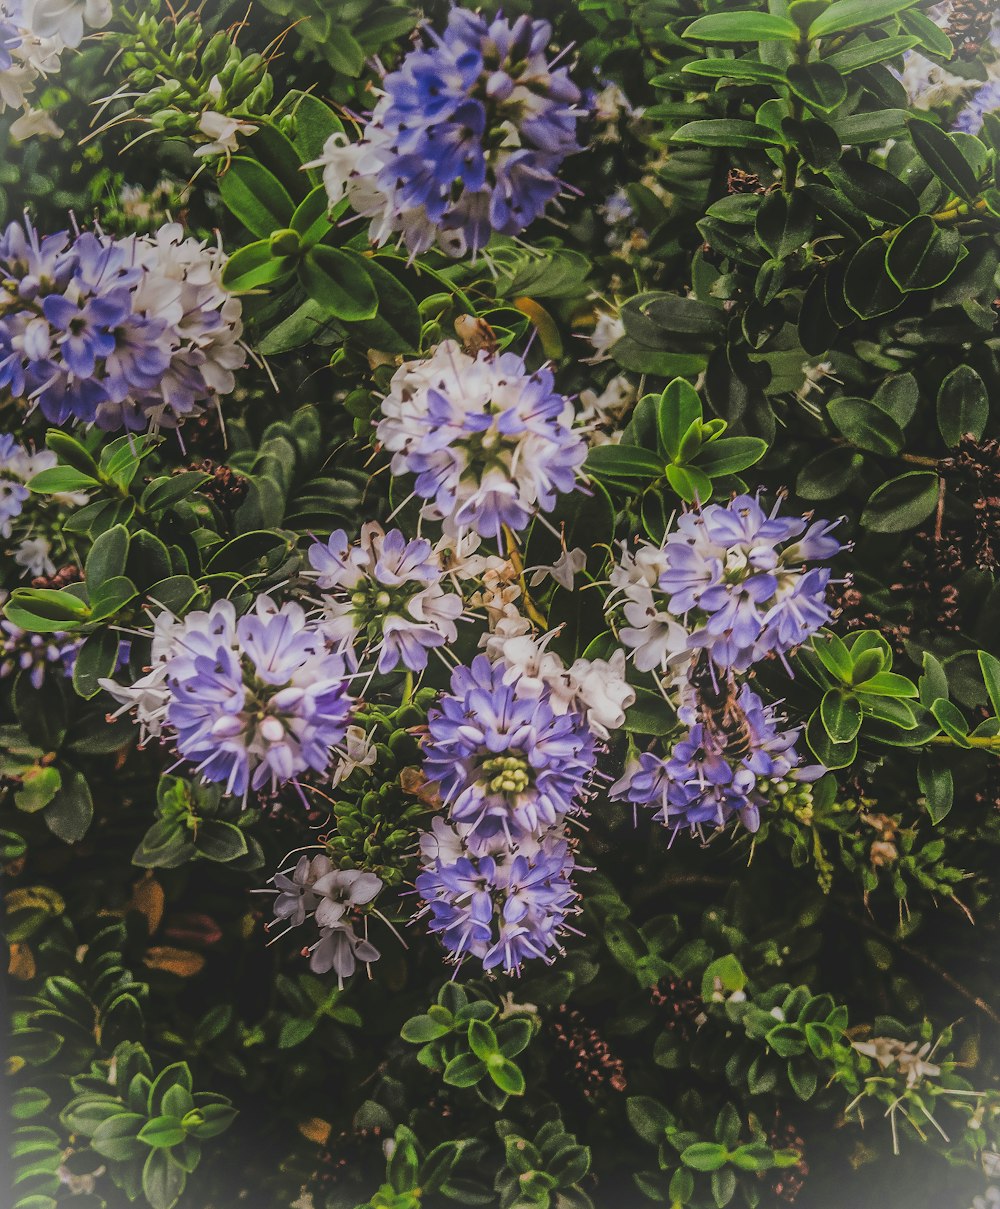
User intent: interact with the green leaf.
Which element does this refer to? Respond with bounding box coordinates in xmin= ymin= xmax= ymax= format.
xmin=806 ymin=712 xmax=858 ymax=769
xmin=665 ymin=462 xmax=712 ymax=503
xmin=141 ymin=472 xmax=211 ymax=513
xmin=979 ymin=651 xmax=1000 ymax=718
xmin=936 ymin=365 xmax=988 ymax=446
xmin=683 ymin=11 xmax=799 ymax=42
xmin=931 ymin=697 xmax=970 ymax=747
xmin=827 ymin=398 xmax=904 ymax=455
xmin=786 ymin=62 xmax=848 ymax=112
xmin=299 ymin=246 xmax=378 ymax=320
xmin=908 ymin=119 xmax=981 ymax=200
xmin=15 ymin=766 xmax=62 ymax=814
xmin=467 ymin=1019 xmax=498 ymax=1062
xmin=193 ymin=820 xmax=248 ymax=862
xmin=137 ymin=1116 xmax=187 ymax=1149
xmin=861 ymin=472 xmax=939 ymax=532
xmin=755 ymin=192 xmax=815 ymax=259
xmin=701 ymin=954 xmax=745 ymax=1000
xmin=627 ymin=1097 xmax=671 ymax=1144
xmin=28 ymin=466 xmax=98 ymax=494
xmin=917 ymin=756 xmax=954 ymax=823
xmin=854 ymin=671 xmax=918 ymax=697
xmin=824 ymin=34 xmax=920 ymax=72
xmin=44 ymin=770 xmax=93 ymax=843
xmin=488 ymin=1057 xmax=526 ymax=1096
xmin=693 ymin=436 xmax=767 ymax=476
xmin=657 ymin=379 xmax=702 ymax=460
xmin=623 ymin=687 xmax=677 ymax=735
xmin=797 ymin=448 xmax=864 ymax=500
xmin=681 ymin=1142 xmax=730 ymax=1172
xmin=442 ymin=1052 xmax=484 ymax=1088
xmin=682 ymin=57 xmax=788 ymax=85
xmin=820 ymin=690 xmax=862 ymax=742
xmin=899 ymin=8 xmax=953 ymax=57
xmin=142 ymin=1147 xmax=187 ymax=1209
xmin=400 ymin=1014 xmax=451 ymax=1043
xmin=221 ymin=241 xmax=293 ymax=292
xmin=218 ymin=158 xmax=295 ymax=238
xmin=885 ymin=215 xmax=965 ymax=292
xmin=585 ymin=445 xmax=664 ymax=482
xmin=809 ymin=0 xmax=920 ymax=39
xmin=85 ymin=525 xmax=130 ymax=589
xmin=673 ymin=119 xmax=784 ymax=148
xmin=812 ymin=632 xmax=854 ymax=682
xmin=184 ymin=1102 xmax=236 ymax=1140
xmin=290 ymin=186 xmax=335 ymax=248
xmin=45 ymin=429 xmax=100 ymax=477
xmin=91 ymin=1112 xmax=145 ymax=1162
xmin=835 ymin=109 xmax=909 ymax=144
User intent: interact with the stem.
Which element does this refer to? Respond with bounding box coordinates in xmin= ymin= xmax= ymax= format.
xmin=503 ymin=524 xmax=547 ymax=630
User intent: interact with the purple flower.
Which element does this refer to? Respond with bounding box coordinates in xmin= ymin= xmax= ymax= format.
xmin=656 ymin=495 xmax=844 ymax=671
xmin=0 ymin=217 xmax=245 ymax=433
xmin=43 ymin=291 xmax=130 ymax=379
xmin=415 ymin=819 xmax=579 ymax=973
xmin=954 ymin=80 xmax=1000 ymax=135
xmin=611 ymin=685 xmax=822 ymax=836
xmin=378 ymin=341 xmax=586 ymax=538
xmin=267 ymin=853 xmax=383 ymax=984
xmin=0 ymin=619 xmax=79 ymax=688
xmin=422 ymin=654 xmax=596 ymax=851
xmin=164 ymin=598 xmax=353 ymax=796
xmin=310 ymin=522 xmax=462 ymax=674
xmin=314 ymin=8 xmax=588 ymax=257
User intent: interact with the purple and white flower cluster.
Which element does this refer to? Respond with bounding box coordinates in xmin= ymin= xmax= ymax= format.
xmin=415 ymin=653 xmax=596 ymax=974
xmin=308 ymin=521 xmax=463 ymax=675
xmin=266 ymin=854 xmax=382 ymax=984
xmin=611 ymin=682 xmax=822 ymax=836
xmin=377 ymin=340 xmax=586 ymax=539
xmin=0 ymin=0 xmax=111 ymax=141
xmin=313 ymin=9 xmax=587 ymax=257
xmin=0 ymin=613 xmax=78 ymax=686
xmin=0 ymin=218 xmax=245 ymax=432
xmin=0 ymin=433 xmax=88 ymax=577
xmin=607 ymin=495 xmax=841 ymax=837
xmin=102 ymin=598 xmax=354 ymax=797
xmin=612 ymin=495 xmax=843 ymax=675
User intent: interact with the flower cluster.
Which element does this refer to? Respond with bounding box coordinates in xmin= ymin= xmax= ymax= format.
xmin=267 ymin=854 xmax=382 ymax=984
xmin=0 ymin=0 xmax=111 ymax=140
xmin=611 ymin=682 xmax=821 ymax=835
xmin=377 ymin=340 xmax=586 ymax=539
xmin=612 ymin=495 xmax=843 ymax=674
xmin=605 ymin=495 xmax=842 ymax=838
xmin=0 ymin=218 xmax=245 ymax=432
xmin=0 ymin=432 xmax=87 ymax=578
xmin=314 ymin=9 xmax=587 ymax=257
xmin=102 ymin=598 xmax=354 ymax=797
xmin=0 ymin=615 xmax=78 ymax=686
xmin=415 ymin=653 xmax=596 ymax=973
xmin=308 ymin=522 xmax=463 ymax=674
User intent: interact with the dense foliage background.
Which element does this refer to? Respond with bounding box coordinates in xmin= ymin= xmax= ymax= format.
xmin=4 ymin=1 xmax=1000 ymax=1207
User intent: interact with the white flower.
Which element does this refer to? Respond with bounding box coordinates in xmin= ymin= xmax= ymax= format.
xmin=564 ymin=649 xmax=635 ymax=739
xmin=9 ymin=105 xmax=61 ymax=140
xmin=528 ymin=547 xmax=586 ymax=590
xmin=898 ymin=52 xmax=975 ymax=110
xmin=14 ymin=535 xmax=55 ymax=578
xmin=588 ymin=311 xmax=625 ymax=361
xmin=330 ymin=725 xmax=377 ymax=787
xmin=194 ymin=110 xmax=257 ymax=159
xmin=620 ymin=586 xmax=691 ymax=675
xmin=29 ymin=0 xmax=110 ymax=48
